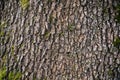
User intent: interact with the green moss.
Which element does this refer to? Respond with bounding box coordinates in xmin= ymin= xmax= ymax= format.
xmin=0 ymin=31 xmax=4 ymax=37
xmin=0 ymin=67 xmax=6 ymax=80
xmin=11 ymin=45 xmax=15 ymax=55
xmin=44 ymin=31 xmax=51 ymax=39
xmin=68 ymin=24 xmax=75 ymax=31
xmin=0 ymin=21 xmax=7 ymax=44
xmin=115 ymin=14 xmax=120 ymax=23
xmin=48 ymin=0 xmax=52 ymax=3
xmin=59 ymin=32 xmax=64 ymax=36
xmin=115 ymin=4 xmax=120 ymax=12
xmin=102 ymin=7 xmax=108 ymax=14
xmin=0 ymin=21 xmax=7 ymax=35
xmin=114 ymin=4 xmax=120 ymax=23
xmin=113 ymin=37 xmax=120 ymax=50
xmin=20 ymin=0 xmax=29 ymax=10
xmin=0 ymin=68 xmax=22 ymax=80
xmin=2 ymin=55 xmax=7 ymax=63
xmin=49 ymin=15 xmax=53 ymax=23
xmin=8 ymin=72 xmax=22 ymax=80
xmin=107 ymin=69 xmax=114 ymax=77
xmin=0 ymin=21 xmax=7 ymax=28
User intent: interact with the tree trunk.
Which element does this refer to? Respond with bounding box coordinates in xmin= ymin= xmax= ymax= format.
xmin=0 ymin=0 xmax=120 ymax=80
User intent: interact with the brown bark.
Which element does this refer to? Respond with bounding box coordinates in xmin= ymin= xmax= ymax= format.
xmin=0 ymin=0 xmax=120 ymax=80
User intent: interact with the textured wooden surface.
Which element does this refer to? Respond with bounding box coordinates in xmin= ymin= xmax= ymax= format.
xmin=0 ymin=0 xmax=120 ymax=80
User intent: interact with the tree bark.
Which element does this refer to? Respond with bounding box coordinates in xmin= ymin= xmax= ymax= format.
xmin=0 ymin=0 xmax=120 ymax=80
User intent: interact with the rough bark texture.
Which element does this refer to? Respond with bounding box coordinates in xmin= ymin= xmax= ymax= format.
xmin=0 ymin=0 xmax=120 ymax=80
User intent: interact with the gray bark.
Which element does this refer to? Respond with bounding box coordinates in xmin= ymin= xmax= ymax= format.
xmin=0 ymin=0 xmax=120 ymax=80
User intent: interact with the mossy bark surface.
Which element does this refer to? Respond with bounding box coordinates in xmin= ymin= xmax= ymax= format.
xmin=0 ymin=0 xmax=120 ymax=80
